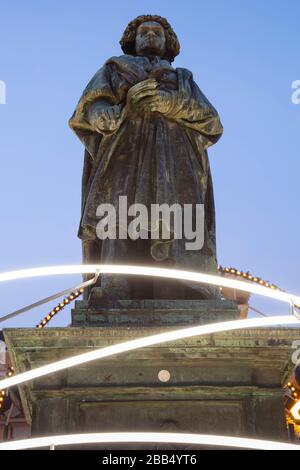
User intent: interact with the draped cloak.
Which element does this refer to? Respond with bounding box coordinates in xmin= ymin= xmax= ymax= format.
xmin=69 ymin=54 xmax=223 ymax=294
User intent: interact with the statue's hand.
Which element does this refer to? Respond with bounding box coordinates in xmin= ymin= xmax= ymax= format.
xmin=126 ymin=79 xmax=158 ymax=112
xmin=89 ymin=103 xmax=122 ymax=133
xmin=127 ymin=79 xmax=173 ymax=115
xmin=138 ymin=90 xmax=173 ymax=114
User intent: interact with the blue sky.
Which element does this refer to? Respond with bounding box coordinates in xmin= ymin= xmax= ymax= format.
xmin=0 ymin=0 xmax=299 ymax=328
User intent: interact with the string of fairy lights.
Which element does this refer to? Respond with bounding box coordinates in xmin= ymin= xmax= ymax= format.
xmin=36 ymin=288 xmax=84 ymax=329
xmin=285 ymin=379 xmax=300 ymax=438
xmin=0 ymin=366 xmax=14 ymax=413
xmin=287 ymin=381 xmax=299 ymax=401
xmin=218 ymin=266 xmax=279 ymax=290
xmin=218 ymin=266 xmax=300 ymax=310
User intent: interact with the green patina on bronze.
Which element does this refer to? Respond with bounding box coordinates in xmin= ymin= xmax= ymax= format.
xmin=69 ymin=15 xmax=223 ymax=304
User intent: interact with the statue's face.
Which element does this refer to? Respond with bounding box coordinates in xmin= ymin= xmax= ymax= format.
xmin=135 ymin=21 xmax=166 ymax=58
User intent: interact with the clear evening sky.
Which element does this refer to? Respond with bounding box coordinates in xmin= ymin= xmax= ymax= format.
xmin=0 ymin=0 xmax=299 ymax=328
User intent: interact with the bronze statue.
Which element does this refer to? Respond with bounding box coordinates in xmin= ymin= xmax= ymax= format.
xmin=69 ymin=15 xmax=223 ymax=303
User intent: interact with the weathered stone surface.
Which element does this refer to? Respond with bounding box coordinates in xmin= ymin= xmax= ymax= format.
xmin=4 ymin=326 xmax=299 ymax=448
xmin=71 ymin=299 xmax=240 ymax=326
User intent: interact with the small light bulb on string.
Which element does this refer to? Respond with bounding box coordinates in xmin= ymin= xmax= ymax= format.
xmin=7 ymin=366 xmax=14 ymax=378
xmin=0 ymin=367 xmax=15 ymax=411
xmin=218 ymin=266 xmax=279 ymax=292
xmin=286 ymin=381 xmax=300 ymax=405
xmin=36 ymin=288 xmax=85 ymax=329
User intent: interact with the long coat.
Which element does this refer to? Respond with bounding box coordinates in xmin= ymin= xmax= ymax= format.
xmin=69 ymin=54 xmax=223 ymax=295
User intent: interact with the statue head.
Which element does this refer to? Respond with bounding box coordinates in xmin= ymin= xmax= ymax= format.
xmin=120 ymin=14 xmax=180 ymax=62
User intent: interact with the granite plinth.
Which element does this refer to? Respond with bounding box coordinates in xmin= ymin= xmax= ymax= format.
xmin=71 ymin=299 xmax=240 ymax=327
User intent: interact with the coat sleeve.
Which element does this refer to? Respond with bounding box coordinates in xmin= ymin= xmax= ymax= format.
xmin=69 ymin=63 xmax=117 ymax=132
xmin=68 ymin=62 xmax=118 ymax=158
xmin=165 ymin=68 xmax=223 ymax=150
xmin=69 ymin=62 xmax=118 ymax=225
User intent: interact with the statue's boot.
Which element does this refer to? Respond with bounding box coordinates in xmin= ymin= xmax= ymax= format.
xmin=88 ymin=273 xmax=131 ymax=306
xmin=182 ymin=282 xmax=222 ymax=300
xmin=82 ymin=238 xmax=134 ymax=304
xmin=152 ymin=277 xmax=222 ymax=300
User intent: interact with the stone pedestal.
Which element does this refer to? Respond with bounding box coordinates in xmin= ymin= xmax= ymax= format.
xmin=71 ymin=299 xmax=240 ymax=327
xmin=4 ymin=300 xmax=298 ymax=448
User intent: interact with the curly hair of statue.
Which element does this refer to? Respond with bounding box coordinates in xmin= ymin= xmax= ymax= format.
xmin=120 ymin=14 xmax=180 ymax=62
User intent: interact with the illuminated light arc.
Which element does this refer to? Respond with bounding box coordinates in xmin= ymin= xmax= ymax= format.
xmin=0 ymin=432 xmax=299 ymax=450
xmin=0 ymin=264 xmax=300 ymax=306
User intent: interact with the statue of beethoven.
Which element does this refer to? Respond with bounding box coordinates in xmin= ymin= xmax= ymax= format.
xmin=69 ymin=15 xmax=223 ymax=303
